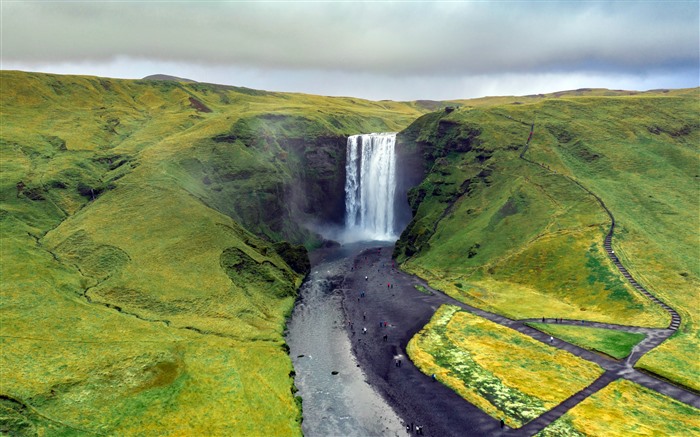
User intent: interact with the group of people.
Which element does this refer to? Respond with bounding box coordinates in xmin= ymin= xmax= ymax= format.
xmin=542 ymin=317 xmax=568 ymax=323
xmin=406 ymin=423 xmax=424 ymax=434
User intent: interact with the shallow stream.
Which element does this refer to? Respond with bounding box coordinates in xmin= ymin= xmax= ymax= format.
xmin=286 ymin=243 xmax=403 ymax=436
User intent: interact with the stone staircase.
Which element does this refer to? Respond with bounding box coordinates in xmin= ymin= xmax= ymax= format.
xmin=603 ymin=226 xmax=681 ymax=331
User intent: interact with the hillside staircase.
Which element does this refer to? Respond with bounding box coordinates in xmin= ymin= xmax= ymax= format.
xmin=603 ymin=227 xmax=681 ymax=330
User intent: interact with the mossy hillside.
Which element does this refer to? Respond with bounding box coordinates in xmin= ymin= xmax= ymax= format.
xmin=522 ymin=94 xmax=700 ymax=389
xmin=1 ymin=333 xmax=301 ymax=436
xmin=1 ymin=71 xmax=429 ymax=245
xmin=396 ymin=92 xmax=699 ymax=389
xmin=526 ymin=323 xmax=646 ymax=360
xmin=1 ymin=207 xmax=304 ymax=436
xmin=173 ymin=115 xmax=349 ymax=244
xmin=395 ymin=106 xmax=667 ymax=326
xmin=537 ymin=379 xmax=700 ymax=437
xmin=407 ymin=305 xmax=603 ymax=428
xmin=1 ymin=71 xmax=431 ymax=434
xmin=157 ymin=94 xmax=428 ymax=244
xmin=1 ymin=156 xmax=304 ymax=434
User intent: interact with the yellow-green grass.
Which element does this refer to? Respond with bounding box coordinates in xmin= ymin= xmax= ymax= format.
xmin=448 ymin=87 xmax=698 ymax=109
xmin=0 ymin=231 xmax=301 ymax=435
xmin=397 ymin=92 xmax=699 ymax=389
xmin=0 ymin=70 xmax=429 ymax=243
xmin=524 ymin=95 xmax=700 ymax=391
xmin=407 ymin=305 xmax=603 ymax=428
xmin=0 ymin=187 xmax=303 ymax=435
xmin=0 ymin=71 xmax=425 ymax=155
xmin=0 ymin=71 xmax=433 ymax=434
xmin=537 ymin=379 xmax=700 ymax=436
xmin=526 ymin=323 xmax=645 ymax=360
xmin=398 ymin=108 xmax=669 ymax=326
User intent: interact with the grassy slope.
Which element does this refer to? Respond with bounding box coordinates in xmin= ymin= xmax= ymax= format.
xmin=0 ymin=71 xmax=427 ymax=434
xmin=396 ymin=90 xmax=699 ymax=389
xmin=525 ymin=93 xmax=700 ymax=389
xmin=407 ymin=305 xmax=603 ymax=428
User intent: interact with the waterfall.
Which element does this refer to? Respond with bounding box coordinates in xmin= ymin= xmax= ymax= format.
xmin=345 ymin=133 xmax=397 ymax=241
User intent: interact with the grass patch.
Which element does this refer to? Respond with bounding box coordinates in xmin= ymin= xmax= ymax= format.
xmin=407 ymin=305 xmax=603 ymax=428
xmin=413 ymin=284 xmax=432 ymax=295
xmin=527 ymin=323 xmax=645 ymax=359
xmin=537 ymin=379 xmax=700 ymax=436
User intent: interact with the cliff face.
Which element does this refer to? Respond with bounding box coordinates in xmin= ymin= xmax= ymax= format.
xmin=280 ymin=135 xmax=348 ymax=227
xmin=394 ymin=131 xmax=428 ymax=236
xmin=181 ymin=115 xmax=354 ymax=246
xmin=393 ymin=109 xmax=484 ymax=260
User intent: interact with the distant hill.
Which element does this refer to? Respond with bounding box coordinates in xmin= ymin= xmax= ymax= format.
xmin=142 ymin=73 xmax=197 ymax=82
xmin=446 ymin=87 xmax=695 ymax=108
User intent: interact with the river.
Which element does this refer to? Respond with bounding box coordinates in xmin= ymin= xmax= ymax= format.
xmin=286 ymin=242 xmax=404 ymax=436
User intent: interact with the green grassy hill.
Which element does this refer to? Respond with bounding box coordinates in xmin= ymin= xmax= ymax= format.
xmin=394 ymin=89 xmax=700 ymax=390
xmin=1 ymin=70 xmax=697 ymax=434
xmin=0 ymin=71 xmax=429 ymax=435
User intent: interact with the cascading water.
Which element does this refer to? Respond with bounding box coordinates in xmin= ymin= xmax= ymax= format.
xmin=344 ymin=133 xmax=398 ymax=241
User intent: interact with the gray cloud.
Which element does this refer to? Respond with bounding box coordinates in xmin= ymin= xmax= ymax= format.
xmin=4 ymin=1 xmax=698 ymax=76
xmin=2 ymin=1 xmax=698 ymax=100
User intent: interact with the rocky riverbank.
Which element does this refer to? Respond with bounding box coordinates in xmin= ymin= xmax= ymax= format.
xmin=339 ymin=244 xmax=504 ymax=437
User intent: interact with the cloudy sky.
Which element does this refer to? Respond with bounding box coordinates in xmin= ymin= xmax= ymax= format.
xmin=2 ymin=1 xmax=698 ymax=101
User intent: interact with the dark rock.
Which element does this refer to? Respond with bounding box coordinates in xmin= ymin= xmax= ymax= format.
xmin=189 ymin=97 xmax=212 ymax=113
xmin=273 ymin=241 xmax=311 ymax=276
xmin=320 ymin=239 xmax=341 ymax=249
xmin=23 ymin=187 xmax=45 ymax=201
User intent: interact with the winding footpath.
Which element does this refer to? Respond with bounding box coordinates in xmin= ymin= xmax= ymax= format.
xmin=521 ymin=121 xmax=681 ymax=333
xmin=512 ymin=122 xmax=693 ymax=434
xmin=332 ymin=121 xmax=698 ymax=436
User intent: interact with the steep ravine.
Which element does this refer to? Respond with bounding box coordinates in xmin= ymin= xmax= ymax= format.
xmin=180 ymin=119 xmax=427 ymax=247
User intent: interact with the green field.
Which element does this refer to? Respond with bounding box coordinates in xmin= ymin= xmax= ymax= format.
xmin=0 ymin=71 xmax=429 ymax=434
xmin=537 ymin=379 xmax=700 ymax=436
xmin=527 ymin=323 xmax=646 ymax=359
xmin=396 ymin=89 xmax=700 ymax=390
xmin=407 ymin=305 xmax=603 ymax=428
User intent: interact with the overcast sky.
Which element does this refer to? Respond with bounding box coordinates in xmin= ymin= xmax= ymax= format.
xmin=2 ymin=1 xmax=698 ymax=101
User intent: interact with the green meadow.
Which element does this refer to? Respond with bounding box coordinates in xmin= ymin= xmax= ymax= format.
xmin=527 ymin=323 xmax=646 ymax=360
xmin=1 ymin=70 xmax=697 ymax=433
xmin=397 ymin=89 xmax=699 ymax=390
xmin=407 ymin=305 xmax=603 ymax=428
